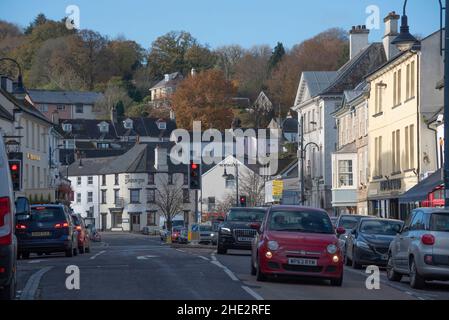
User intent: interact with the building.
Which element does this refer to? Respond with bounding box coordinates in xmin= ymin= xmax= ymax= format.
xmin=264 ymin=158 xmax=299 ymax=205
xmin=366 ymin=25 xmax=444 ymax=220
xmin=27 ymin=89 xmax=104 ymax=121
xmin=0 ymin=76 xmax=61 ymax=202
xmin=331 ymin=82 xmax=370 ymax=215
xmin=68 ymin=142 xmax=195 ymax=231
xmin=292 ymin=24 xmax=386 ymax=213
xmin=149 ymin=72 xmax=184 ymax=109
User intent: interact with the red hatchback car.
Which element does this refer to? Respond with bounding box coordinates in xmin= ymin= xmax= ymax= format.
xmin=250 ymin=205 xmax=345 ymax=286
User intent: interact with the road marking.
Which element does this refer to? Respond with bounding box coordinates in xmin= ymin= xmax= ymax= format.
xmin=90 ymin=250 xmax=106 ymax=260
xmin=28 ymin=260 xmax=43 ymax=264
xmin=211 ymin=253 xmax=217 ymax=261
xmin=175 ymin=249 xmax=186 ymax=253
xmin=198 ymin=255 xmax=210 ymax=261
xmin=241 ymin=285 xmax=264 ymax=300
xmin=137 ymin=255 xmax=159 ymax=260
xmin=210 ymin=260 xmax=239 ymax=281
xmin=20 ymin=266 xmax=53 ymax=300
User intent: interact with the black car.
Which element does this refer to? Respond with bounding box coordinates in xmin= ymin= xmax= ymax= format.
xmin=16 ymin=204 xmax=79 ymax=258
xmin=345 ymin=218 xmax=403 ymax=269
xmin=217 ymin=207 xmax=267 ymax=255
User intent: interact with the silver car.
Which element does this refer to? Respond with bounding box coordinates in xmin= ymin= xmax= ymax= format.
xmin=199 ymin=225 xmax=217 ymax=245
xmin=387 ymin=208 xmax=449 ymax=289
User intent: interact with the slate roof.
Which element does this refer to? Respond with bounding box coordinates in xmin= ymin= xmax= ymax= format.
xmin=149 ymin=72 xmax=183 ymax=90
xmin=302 ymin=72 xmax=338 ymax=98
xmin=0 ymin=104 xmax=13 ymax=121
xmin=27 ymin=89 xmax=104 ymax=105
xmin=114 ymin=117 xmax=176 ymax=138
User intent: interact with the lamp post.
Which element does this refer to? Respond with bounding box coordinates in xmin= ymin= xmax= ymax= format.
xmin=391 ymin=0 xmax=448 ymax=206
xmin=222 ymin=161 xmax=240 ymax=207
xmin=0 ymin=57 xmax=26 ymax=100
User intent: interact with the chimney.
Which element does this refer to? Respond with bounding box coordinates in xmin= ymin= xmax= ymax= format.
xmin=111 ymin=107 xmax=117 ymax=124
xmin=349 ymin=25 xmax=369 ymax=60
xmin=169 ymin=108 xmax=176 ymax=120
xmin=191 ymin=68 xmax=197 ymax=77
xmin=164 ymin=74 xmax=170 ymax=82
xmin=383 ymin=11 xmax=400 ymax=60
xmin=154 ymin=145 xmax=168 ymax=171
xmin=0 ymin=76 xmax=13 ymax=93
xmin=51 ymin=111 xmax=60 ymax=124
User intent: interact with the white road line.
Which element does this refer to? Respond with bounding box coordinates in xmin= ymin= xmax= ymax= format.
xmin=211 ymin=253 xmax=217 ymax=261
xmin=175 ymin=249 xmax=186 ymax=253
xmin=90 ymin=250 xmax=106 ymax=260
xmin=241 ymin=285 xmax=264 ymax=301
xmin=198 ymin=255 xmax=210 ymax=261
xmin=210 ymin=260 xmax=239 ymax=281
xmin=20 ymin=266 xmax=53 ymax=300
xmin=28 ymin=260 xmax=43 ymax=264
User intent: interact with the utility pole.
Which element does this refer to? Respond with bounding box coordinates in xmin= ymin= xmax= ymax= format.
xmin=300 ymin=115 xmax=305 ymax=205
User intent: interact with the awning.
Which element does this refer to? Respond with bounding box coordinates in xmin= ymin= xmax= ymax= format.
xmin=399 ymin=169 xmax=442 ymax=203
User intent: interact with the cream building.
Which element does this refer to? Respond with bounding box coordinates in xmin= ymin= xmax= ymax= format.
xmin=366 ymin=29 xmax=444 ymax=220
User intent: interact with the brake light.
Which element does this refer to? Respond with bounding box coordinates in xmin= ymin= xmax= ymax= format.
xmin=16 ymin=224 xmax=27 ymax=230
xmin=35 ymin=206 xmax=46 ymax=210
xmin=55 ymin=222 xmax=69 ymax=228
xmin=75 ymin=225 xmax=82 ymax=231
xmin=421 ymin=234 xmax=435 ymax=246
xmin=0 ymin=197 xmax=12 ymax=245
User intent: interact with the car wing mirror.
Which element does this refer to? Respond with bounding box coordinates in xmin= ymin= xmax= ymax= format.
xmin=249 ymin=222 xmax=261 ymax=231
xmin=336 ymin=227 xmax=346 ymax=235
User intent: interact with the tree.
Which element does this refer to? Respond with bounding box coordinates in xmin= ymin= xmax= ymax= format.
xmin=214 ymin=45 xmax=245 ymax=80
xmin=95 ymin=78 xmax=132 ymax=115
xmin=216 ymin=194 xmax=236 ymax=214
xmin=154 ymin=175 xmax=185 ymax=231
xmin=239 ymin=170 xmax=265 ymax=207
xmin=24 ymin=13 xmax=48 ymax=35
xmin=268 ymin=42 xmax=285 ymax=71
xmin=172 ymin=69 xmax=236 ymax=130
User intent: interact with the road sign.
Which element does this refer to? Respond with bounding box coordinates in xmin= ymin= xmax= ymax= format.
xmin=272 ymin=180 xmax=284 ymax=201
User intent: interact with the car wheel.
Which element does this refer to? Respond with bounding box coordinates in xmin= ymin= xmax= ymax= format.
xmin=73 ymin=247 xmax=78 ymax=256
xmin=386 ymin=255 xmax=402 ymax=282
xmin=256 ymin=255 xmax=267 ymax=282
xmin=217 ymin=244 xmax=227 ymax=255
xmin=250 ymin=257 xmax=257 ymax=276
xmin=409 ymin=258 xmax=425 ymax=289
xmin=79 ymin=243 xmax=85 ymax=254
xmin=344 ymin=250 xmax=351 ymax=266
xmin=65 ymin=244 xmax=74 ymax=257
xmin=85 ymin=245 xmax=90 ymax=253
xmin=330 ymin=275 xmax=343 ymax=287
xmin=0 ymin=269 xmax=16 ymax=300
xmin=351 ymin=247 xmax=362 ymax=269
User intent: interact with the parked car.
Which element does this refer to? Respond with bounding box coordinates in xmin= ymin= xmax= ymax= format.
xmin=387 ymin=208 xmax=449 ymax=289
xmin=86 ymin=224 xmax=101 ymax=242
xmin=199 ymin=225 xmax=217 ymax=245
xmin=160 ymin=228 xmax=170 ymax=241
xmin=178 ymin=227 xmax=189 ymax=244
xmin=335 ymin=214 xmax=376 ymax=251
xmin=171 ymin=227 xmax=183 ymax=243
xmin=16 ymin=204 xmax=79 ymax=258
xmin=330 ymin=217 xmax=338 ymax=228
xmin=250 ymin=205 xmax=345 ymax=286
xmin=71 ymin=213 xmax=91 ymax=254
xmin=217 ymin=207 xmax=267 ymax=254
xmin=345 ymin=218 xmax=403 ymax=269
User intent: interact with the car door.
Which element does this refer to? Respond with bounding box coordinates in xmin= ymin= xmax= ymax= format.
xmin=397 ymin=211 xmax=421 ymax=270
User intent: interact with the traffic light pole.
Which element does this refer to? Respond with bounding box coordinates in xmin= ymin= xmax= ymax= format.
xmin=235 ymin=162 xmax=239 ymax=207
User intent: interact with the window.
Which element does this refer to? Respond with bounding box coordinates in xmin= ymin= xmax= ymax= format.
xmin=147 ymin=173 xmax=154 ymax=185
xmin=225 ymin=174 xmax=235 ymax=188
xmin=183 ymin=189 xmax=190 ymax=203
xmin=375 ymin=84 xmax=383 ymax=114
xmin=146 ymin=189 xmax=155 ymax=203
xmin=57 ymin=105 xmax=65 ymax=111
xmin=404 ymin=125 xmax=415 ymax=170
xmin=374 ymin=136 xmax=382 ymax=177
xmin=98 ymin=143 xmax=109 ymax=149
xmin=39 ymin=104 xmax=48 ymax=113
xmin=101 ymin=190 xmax=107 ymax=204
xmin=338 ymin=160 xmax=353 ymax=187
xmin=208 ymin=197 xmax=215 ymax=211
xmin=88 ymin=176 xmax=93 ymax=185
xmin=102 ymin=175 xmax=106 ymax=186
xmin=393 ymin=70 xmax=402 ymax=106
xmin=62 ymin=123 xmax=72 ymax=132
xmin=76 ymin=193 xmax=81 ymax=203
xmin=130 ymin=189 xmax=140 ymax=204
xmin=410 ymin=211 xmax=425 ymax=231
xmin=87 ymin=192 xmax=93 ymax=203
xmin=77 ymin=177 xmax=81 ymax=185
xmin=392 ymin=130 xmax=400 ymax=173
xmin=410 ymin=61 xmax=415 ymax=98
xmin=87 ymin=207 xmax=94 ymax=218
xmin=115 ymin=174 xmax=119 ymax=185
xmin=75 ymin=104 xmax=84 ymax=113
xmin=114 ymin=189 xmax=120 ymax=204
xmin=157 ymin=121 xmax=166 ymax=130
xmin=147 ymin=211 xmax=157 ymax=226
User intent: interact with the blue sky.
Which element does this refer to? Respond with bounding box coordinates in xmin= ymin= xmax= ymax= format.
xmin=0 ymin=0 xmax=439 ymax=49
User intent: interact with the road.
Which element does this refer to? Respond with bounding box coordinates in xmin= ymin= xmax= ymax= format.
xmin=15 ymin=232 xmax=449 ymax=300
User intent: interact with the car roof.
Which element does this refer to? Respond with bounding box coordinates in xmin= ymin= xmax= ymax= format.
xmin=359 ymin=217 xmax=403 ymax=223
xmin=229 ymin=207 xmax=267 ymax=211
xmin=31 ymin=204 xmax=65 ymax=208
xmin=413 ymin=208 xmax=449 ymax=214
xmin=268 ymin=205 xmax=328 ymax=213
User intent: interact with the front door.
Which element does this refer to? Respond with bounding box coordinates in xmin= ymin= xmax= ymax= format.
xmin=112 ymin=212 xmax=123 ymax=229
xmin=101 ymin=214 xmax=107 ymax=231
xmin=131 ymin=214 xmax=141 ymax=232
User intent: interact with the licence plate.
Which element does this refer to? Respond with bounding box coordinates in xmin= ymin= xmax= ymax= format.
xmin=288 ymin=258 xmax=317 ymax=266
xmin=237 ymin=237 xmax=253 ymax=242
xmin=32 ymin=231 xmax=51 ymax=237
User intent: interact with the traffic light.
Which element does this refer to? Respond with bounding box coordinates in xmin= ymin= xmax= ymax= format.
xmin=189 ymin=161 xmax=201 ymax=190
xmin=8 ymin=160 xmax=22 ymax=191
xmin=239 ymin=196 xmax=247 ymax=207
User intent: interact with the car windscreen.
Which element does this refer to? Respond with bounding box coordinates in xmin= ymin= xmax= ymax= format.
xmin=227 ymin=209 xmax=265 ymax=222
xmin=71 ymin=215 xmax=82 ymax=226
xmin=200 ymin=225 xmax=212 ymax=231
xmin=360 ymin=220 xmax=403 ymax=235
xmin=338 ymin=216 xmax=361 ymax=229
xmin=268 ymin=210 xmax=334 ymax=234
xmin=30 ymin=207 xmax=65 ymax=222
xmin=430 ymin=212 xmax=449 ymax=232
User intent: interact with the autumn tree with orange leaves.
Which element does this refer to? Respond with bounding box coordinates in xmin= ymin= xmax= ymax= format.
xmin=172 ymin=69 xmax=236 ymax=131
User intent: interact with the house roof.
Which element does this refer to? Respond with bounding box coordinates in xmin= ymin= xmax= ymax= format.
xmin=0 ymin=104 xmax=13 ymax=121
xmin=320 ymin=43 xmax=386 ymax=95
xmin=149 ymin=72 xmax=183 ymax=90
xmin=303 ymin=71 xmax=338 ymax=98
xmin=335 ymin=142 xmax=357 ymax=154
xmin=114 ymin=117 xmax=176 ymax=138
xmin=27 ymin=89 xmax=104 ymax=105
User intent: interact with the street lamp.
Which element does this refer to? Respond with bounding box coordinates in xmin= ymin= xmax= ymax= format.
xmin=0 ymin=57 xmax=26 ymax=100
xmin=222 ymin=162 xmax=240 ymax=207
xmin=392 ymin=0 xmax=449 ymax=206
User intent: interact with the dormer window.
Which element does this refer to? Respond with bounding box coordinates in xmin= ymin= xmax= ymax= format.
xmin=98 ymin=122 xmax=109 ymax=133
xmin=157 ymin=121 xmax=166 ymax=130
xmin=123 ymin=118 xmax=133 ymax=130
xmin=62 ymin=123 xmax=72 ymax=132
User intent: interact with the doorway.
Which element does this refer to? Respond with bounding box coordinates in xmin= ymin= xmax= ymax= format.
xmin=131 ymin=213 xmax=141 ymax=232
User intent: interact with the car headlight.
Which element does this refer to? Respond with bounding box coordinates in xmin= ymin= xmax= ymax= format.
xmin=210 ymin=233 xmax=215 ymax=237
xmin=327 ymin=244 xmax=337 ymax=254
xmin=220 ymin=227 xmax=231 ymax=234
xmin=356 ymin=240 xmax=370 ymax=249
xmin=267 ymin=240 xmax=279 ymax=251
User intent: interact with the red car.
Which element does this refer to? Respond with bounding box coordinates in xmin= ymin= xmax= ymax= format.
xmin=250 ymin=205 xmax=345 ymax=286
xmin=171 ymin=227 xmax=183 ymax=243
xmin=71 ymin=214 xmax=91 ymax=254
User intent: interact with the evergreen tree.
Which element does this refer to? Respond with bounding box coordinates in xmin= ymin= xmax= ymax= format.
xmin=268 ymin=42 xmax=286 ymax=70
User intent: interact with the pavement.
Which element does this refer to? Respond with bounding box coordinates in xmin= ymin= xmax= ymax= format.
xmin=14 ymin=232 xmax=449 ymax=300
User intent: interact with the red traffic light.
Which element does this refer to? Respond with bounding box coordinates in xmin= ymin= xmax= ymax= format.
xmin=10 ymin=164 xmax=18 ymax=171
xmin=191 ymin=163 xmax=198 ymax=170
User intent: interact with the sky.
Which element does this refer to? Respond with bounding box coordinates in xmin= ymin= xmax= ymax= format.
xmin=0 ymin=0 xmax=440 ymax=50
